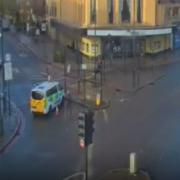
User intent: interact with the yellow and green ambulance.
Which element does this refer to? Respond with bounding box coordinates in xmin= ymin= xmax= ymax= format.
xmin=30 ymin=81 xmax=64 ymax=114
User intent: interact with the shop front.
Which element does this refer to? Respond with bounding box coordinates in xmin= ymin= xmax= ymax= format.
xmin=101 ymin=37 xmax=146 ymax=58
xmin=87 ymin=27 xmax=172 ymax=57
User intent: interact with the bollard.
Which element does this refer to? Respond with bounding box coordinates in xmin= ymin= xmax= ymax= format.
xmin=129 ymin=152 xmax=137 ymax=174
xmin=96 ymin=93 xmax=101 ymax=106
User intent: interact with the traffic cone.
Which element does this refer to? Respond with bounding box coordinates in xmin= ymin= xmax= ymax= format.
xmin=55 ymin=107 xmax=59 ymax=116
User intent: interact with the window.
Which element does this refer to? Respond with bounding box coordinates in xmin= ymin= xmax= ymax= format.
xmin=121 ymin=0 xmax=131 ymax=23
xmin=172 ymin=7 xmax=179 ymax=17
xmin=92 ymin=44 xmax=98 ymax=54
xmin=46 ymin=86 xmax=58 ymax=97
xmin=51 ymin=2 xmax=57 ymax=17
xmin=90 ymin=0 xmax=96 ymax=24
xmin=108 ymin=0 xmax=114 ymax=24
xmin=137 ymin=0 xmax=142 ymax=23
xmin=81 ymin=42 xmax=86 ymax=52
xmin=32 ymin=91 xmax=44 ymax=100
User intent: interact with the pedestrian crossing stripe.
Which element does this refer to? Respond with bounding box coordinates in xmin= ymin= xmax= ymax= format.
xmin=13 ymin=68 xmax=20 ymax=74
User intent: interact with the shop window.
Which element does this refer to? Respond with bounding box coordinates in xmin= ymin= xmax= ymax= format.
xmin=150 ymin=41 xmax=161 ymax=51
xmin=92 ymin=44 xmax=98 ymax=54
xmin=81 ymin=42 xmax=86 ymax=52
xmin=154 ymin=41 xmax=161 ymax=50
xmin=107 ymin=0 xmax=114 ymax=24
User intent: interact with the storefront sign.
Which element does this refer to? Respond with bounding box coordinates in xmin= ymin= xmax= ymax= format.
xmin=87 ymin=28 xmax=172 ymax=37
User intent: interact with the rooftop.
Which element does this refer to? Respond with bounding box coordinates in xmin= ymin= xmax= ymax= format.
xmin=31 ymin=81 xmax=59 ymax=93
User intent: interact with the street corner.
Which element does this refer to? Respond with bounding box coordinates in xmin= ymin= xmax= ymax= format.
xmin=93 ymin=99 xmax=111 ymax=111
xmin=72 ymin=95 xmax=110 ymax=111
xmin=0 ymin=102 xmax=25 ymax=156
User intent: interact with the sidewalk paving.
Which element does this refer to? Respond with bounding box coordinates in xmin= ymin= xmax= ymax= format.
xmin=0 ymin=102 xmax=23 ymax=155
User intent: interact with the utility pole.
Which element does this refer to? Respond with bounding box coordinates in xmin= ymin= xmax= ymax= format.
xmin=0 ymin=0 xmax=5 ymax=136
xmin=94 ymin=0 xmax=104 ymax=107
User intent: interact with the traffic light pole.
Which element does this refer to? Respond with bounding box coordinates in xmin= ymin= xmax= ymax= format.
xmin=85 ymin=145 xmax=89 ymax=180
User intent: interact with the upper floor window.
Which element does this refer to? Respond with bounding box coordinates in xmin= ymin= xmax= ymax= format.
xmin=50 ymin=2 xmax=57 ymax=17
xmin=90 ymin=0 xmax=96 ymax=24
xmin=166 ymin=7 xmax=180 ymax=18
xmin=172 ymin=7 xmax=179 ymax=17
xmin=121 ymin=0 xmax=131 ymax=23
xmin=107 ymin=0 xmax=114 ymax=24
xmin=137 ymin=0 xmax=142 ymax=23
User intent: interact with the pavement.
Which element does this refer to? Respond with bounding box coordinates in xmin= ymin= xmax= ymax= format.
xmin=99 ymin=169 xmax=151 ymax=180
xmin=0 ymin=101 xmax=24 ymax=156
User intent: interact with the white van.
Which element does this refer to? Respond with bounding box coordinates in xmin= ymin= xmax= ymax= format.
xmin=30 ymin=81 xmax=64 ymax=114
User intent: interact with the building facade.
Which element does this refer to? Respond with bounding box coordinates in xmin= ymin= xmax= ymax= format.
xmin=46 ymin=0 xmax=180 ymax=57
xmin=18 ymin=0 xmax=46 ymax=22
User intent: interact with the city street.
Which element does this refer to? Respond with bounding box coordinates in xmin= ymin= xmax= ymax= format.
xmin=0 ymin=32 xmax=180 ymax=180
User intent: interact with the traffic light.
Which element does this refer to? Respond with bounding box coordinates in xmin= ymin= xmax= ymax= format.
xmin=85 ymin=110 xmax=94 ymax=146
xmin=78 ymin=112 xmax=86 ymax=139
xmin=78 ymin=110 xmax=95 ymax=148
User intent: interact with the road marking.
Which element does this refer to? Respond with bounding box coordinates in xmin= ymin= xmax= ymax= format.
xmin=13 ymin=67 xmax=20 ymax=74
xmin=19 ymin=52 xmax=28 ymax=58
xmin=88 ymin=144 xmax=94 ymax=178
xmin=63 ymin=172 xmax=85 ymax=180
xmin=119 ymin=98 xmax=128 ymax=103
xmin=102 ymin=109 xmax=109 ymax=123
xmin=119 ymin=98 xmax=125 ymax=103
xmin=40 ymin=72 xmax=48 ymax=76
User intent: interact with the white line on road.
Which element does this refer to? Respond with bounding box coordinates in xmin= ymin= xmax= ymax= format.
xmin=102 ymin=109 xmax=109 ymax=123
xmin=13 ymin=67 xmax=20 ymax=74
xmin=19 ymin=52 xmax=28 ymax=58
xmin=119 ymin=98 xmax=129 ymax=103
xmin=87 ymin=144 xmax=94 ymax=178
